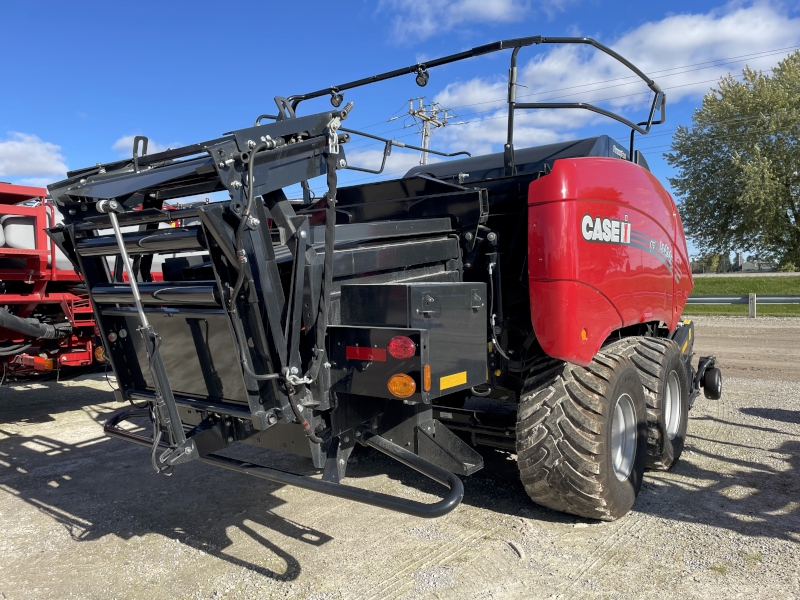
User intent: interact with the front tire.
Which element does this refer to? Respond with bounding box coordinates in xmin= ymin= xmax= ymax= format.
xmin=516 ymin=353 xmax=647 ymax=521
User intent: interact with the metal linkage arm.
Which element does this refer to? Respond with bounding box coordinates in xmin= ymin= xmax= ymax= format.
xmin=97 ymin=199 xmax=198 ymax=470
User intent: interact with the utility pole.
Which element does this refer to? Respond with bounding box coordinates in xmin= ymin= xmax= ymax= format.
xmin=408 ymin=98 xmax=449 ymax=165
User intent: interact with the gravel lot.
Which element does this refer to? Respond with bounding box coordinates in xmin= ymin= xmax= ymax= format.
xmin=0 ymin=316 xmax=798 ymax=599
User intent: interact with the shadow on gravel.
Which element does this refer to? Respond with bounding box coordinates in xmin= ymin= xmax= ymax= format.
xmin=347 ymin=445 xmax=579 ymax=525
xmin=0 ymin=413 xmax=331 ymax=581
xmin=739 ymin=407 xmax=800 ymax=425
xmin=0 ymin=374 xmax=117 ymax=424
xmin=637 ymin=439 xmax=800 ymax=542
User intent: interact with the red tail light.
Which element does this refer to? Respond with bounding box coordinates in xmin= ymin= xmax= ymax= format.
xmin=387 ymin=336 xmax=415 ymax=360
xmin=346 ymin=346 xmax=387 ymax=362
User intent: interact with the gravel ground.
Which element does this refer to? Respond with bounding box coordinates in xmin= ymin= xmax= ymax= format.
xmin=0 ymin=317 xmax=798 ymax=599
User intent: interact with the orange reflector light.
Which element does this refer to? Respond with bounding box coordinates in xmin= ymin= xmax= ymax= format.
xmin=387 ymin=336 xmax=416 ymax=359
xmin=94 ymin=346 xmax=107 ymax=362
xmin=387 ymin=373 xmax=416 ymax=398
xmin=581 ymin=328 xmax=588 ymax=341
xmin=31 ymin=356 xmax=54 ymax=371
xmin=423 ymin=365 xmax=431 ymax=392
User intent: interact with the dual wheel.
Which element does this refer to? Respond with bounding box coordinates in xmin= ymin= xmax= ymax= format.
xmin=516 ymin=338 xmax=688 ymax=521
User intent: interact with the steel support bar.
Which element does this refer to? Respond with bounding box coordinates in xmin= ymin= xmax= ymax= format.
xmin=105 ymin=409 xmax=464 ymax=518
xmin=686 ymin=295 xmax=800 ymax=305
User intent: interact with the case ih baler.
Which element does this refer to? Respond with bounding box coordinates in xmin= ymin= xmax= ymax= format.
xmin=0 ymin=182 xmax=97 ymax=377
xmin=47 ymin=36 xmax=721 ymax=521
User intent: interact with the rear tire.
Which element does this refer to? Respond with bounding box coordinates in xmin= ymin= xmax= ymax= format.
xmin=516 ymin=353 xmax=647 ymax=521
xmin=610 ymin=337 xmax=689 ymax=471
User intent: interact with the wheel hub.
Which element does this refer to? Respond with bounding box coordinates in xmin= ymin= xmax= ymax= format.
xmin=611 ymin=393 xmax=636 ymax=481
xmin=664 ymin=370 xmax=681 ymax=440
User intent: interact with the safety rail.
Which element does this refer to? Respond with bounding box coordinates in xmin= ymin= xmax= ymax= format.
xmin=686 ymin=295 xmax=800 ymax=305
xmin=686 ymin=294 xmax=800 ymax=318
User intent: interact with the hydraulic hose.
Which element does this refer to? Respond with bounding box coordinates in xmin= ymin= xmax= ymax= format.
xmin=0 ymin=342 xmax=33 ymax=356
xmin=0 ymin=308 xmax=71 ymax=340
xmin=229 ymin=142 xmax=268 ymax=310
xmin=287 ymin=385 xmax=325 ymax=444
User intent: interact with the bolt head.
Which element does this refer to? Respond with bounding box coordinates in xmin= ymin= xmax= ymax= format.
xmin=227 ymin=436 xmax=234 ymax=443
xmin=343 ymin=436 xmax=350 ymax=443
xmin=290 ymin=366 xmax=299 ymax=375
xmin=465 ymin=232 xmax=473 ymax=241
xmin=487 ymin=232 xmax=497 ymax=241
xmin=338 ymin=159 xmax=347 ymax=168
xmin=247 ymin=139 xmax=256 ymax=149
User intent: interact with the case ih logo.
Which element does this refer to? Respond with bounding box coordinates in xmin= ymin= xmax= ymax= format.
xmin=581 ymin=214 xmax=632 ymax=244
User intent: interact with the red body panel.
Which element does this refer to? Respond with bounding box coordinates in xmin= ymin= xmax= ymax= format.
xmin=527 ymin=157 xmax=691 ymax=366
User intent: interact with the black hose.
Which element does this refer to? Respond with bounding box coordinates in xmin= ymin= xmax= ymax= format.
xmin=0 ymin=308 xmax=71 ymax=340
xmin=286 ymin=385 xmax=325 ymax=444
xmin=229 ymin=142 xmax=268 ymax=310
xmin=230 ymin=309 xmax=281 ymax=381
xmin=0 ymin=342 xmax=33 ymax=356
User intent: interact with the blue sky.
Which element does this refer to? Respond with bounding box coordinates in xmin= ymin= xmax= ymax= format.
xmin=2 ymin=0 xmax=799 ymax=255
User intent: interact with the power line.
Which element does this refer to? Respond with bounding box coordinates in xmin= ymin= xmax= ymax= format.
xmin=407 ymin=97 xmax=463 ymax=164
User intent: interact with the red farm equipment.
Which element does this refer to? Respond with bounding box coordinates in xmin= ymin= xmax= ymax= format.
xmin=0 ymin=182 xmax=98 ymax=379
xmin=47 ymin=36 xmax=723 ymax=521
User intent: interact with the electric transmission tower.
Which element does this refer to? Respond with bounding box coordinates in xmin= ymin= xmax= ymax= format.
xmin=408 ymin=98 xmax=457 ymax=165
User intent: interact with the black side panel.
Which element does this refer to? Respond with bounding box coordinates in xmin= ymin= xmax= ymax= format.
xmin=102 ymin=308 xmax=248 ymax=404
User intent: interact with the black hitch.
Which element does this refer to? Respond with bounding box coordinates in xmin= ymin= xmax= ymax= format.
xmin=696 ymin=356 xmax=722 ymax=400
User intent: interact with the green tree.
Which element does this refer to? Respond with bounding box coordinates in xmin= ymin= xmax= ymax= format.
xmin=666 ymin=52 xmax=800 ymax=268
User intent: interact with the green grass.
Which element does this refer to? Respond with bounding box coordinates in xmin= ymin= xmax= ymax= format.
xmin=710 ymin=565 xmax=729 ymax=575
xmin=684 ymin=304 xmax=800 ymax=316
xmin=691 ymin=276 xmax=800 ymax=296
xmin=740 ymin=551 xmax=763 ymax=564
xmin=686 ymin=275 xmax=800 ymax=316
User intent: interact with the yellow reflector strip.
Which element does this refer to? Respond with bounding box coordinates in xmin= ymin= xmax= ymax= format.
xmin=682 ymin=340 xmax=688 ymax=353
xmin=440 ymin=371 xmax=467 ymax=391
xmin=683 ymin=319 xmax=692 ymax=325
xmin=688 ymin=328 xmax=692 ymax=340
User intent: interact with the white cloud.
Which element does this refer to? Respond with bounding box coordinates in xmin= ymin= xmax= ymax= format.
xmin=380 ymin=0 xmax=531 ymax=42
xmin=0 ymin=133 xmax=68 ymax=177
xmin=17 ymin=177 xmax=57 ymax=187
xmin=427 ymin=3 xmax=800 ymax=154
xmin=112 ymin=135 xmax=178 ymax=157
